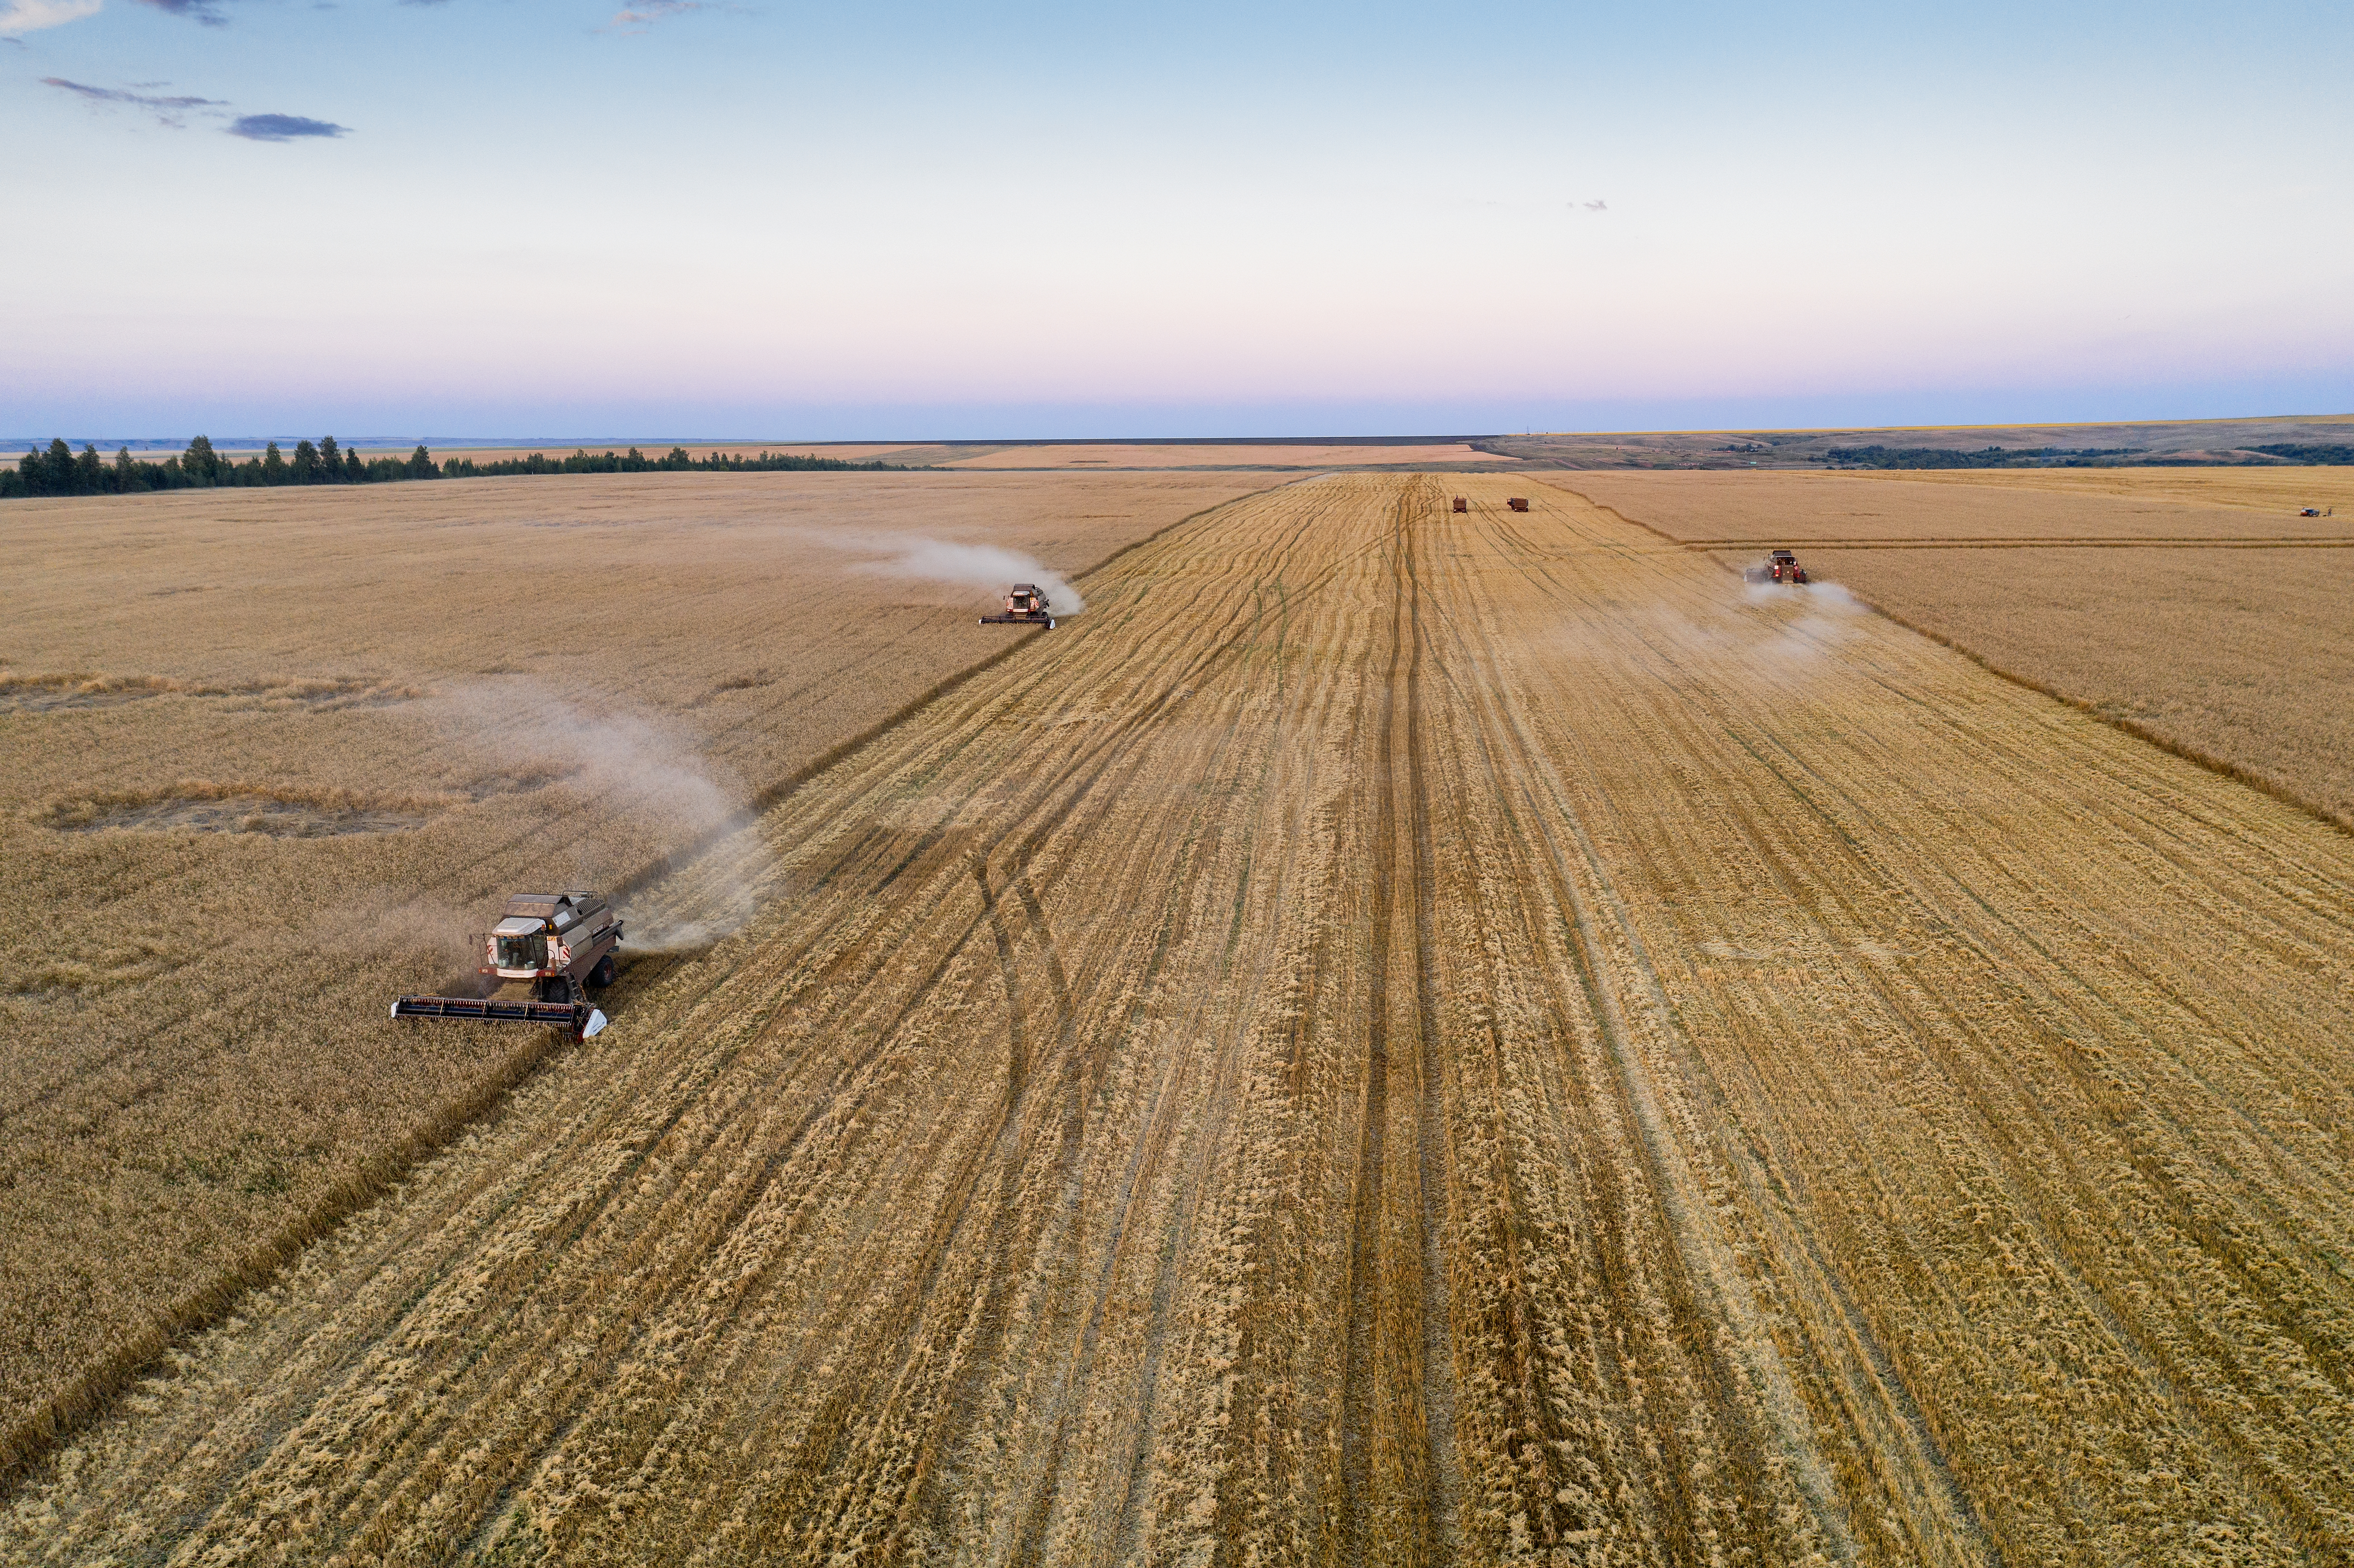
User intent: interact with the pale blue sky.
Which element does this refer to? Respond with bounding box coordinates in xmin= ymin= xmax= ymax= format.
xmin=6 ymin=0 xmax=2350 ymax=439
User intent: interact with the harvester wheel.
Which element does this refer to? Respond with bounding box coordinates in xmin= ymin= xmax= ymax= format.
xmin=591 ymin=955 xmax=617 ymax=988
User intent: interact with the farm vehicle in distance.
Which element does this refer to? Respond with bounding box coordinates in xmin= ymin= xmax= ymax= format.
xmin=1746 ymin=549 xmax=1810 ymax=585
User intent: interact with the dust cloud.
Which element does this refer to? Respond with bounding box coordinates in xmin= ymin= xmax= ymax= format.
xmin=432 ymin=684 xmax=762 ymax=951
xmin=784 ymin=527 xmax=1086 ymax=616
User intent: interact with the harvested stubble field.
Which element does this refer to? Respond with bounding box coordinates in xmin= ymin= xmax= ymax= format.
xmin=0 ymin=468 xmax=1270 ymax=1477
xmin=8 ymin=473 xmax=2351 ymax=1564
xmin=1562 ymin=470 xmax=2354 ymax=828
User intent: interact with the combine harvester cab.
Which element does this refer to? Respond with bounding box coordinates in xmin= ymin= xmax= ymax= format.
xmin=391 ymin=890 xmax=623 ymax=1041
xmin=1744 ymin=548 xmax=1810 ymax=585
xmin=980 ymin=583 xmax=1056 ymax=629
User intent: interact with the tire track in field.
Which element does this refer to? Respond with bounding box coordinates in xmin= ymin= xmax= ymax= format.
xmin=1397 ymin=478 xmax=1464 ymax=1563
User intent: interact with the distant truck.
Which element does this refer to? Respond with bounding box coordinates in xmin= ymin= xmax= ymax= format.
xmin=1744 ymin=549 xmax=1810 ymax=585
xmin=1506 ymin=497 xmax=1530 ymax=512
xmin=1451 ymin=496 xmax=1469 ymax=513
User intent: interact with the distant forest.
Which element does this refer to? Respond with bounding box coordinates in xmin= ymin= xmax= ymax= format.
xmin=3 ymin=436 xmax=437 ymax=498
xmin=2 ymin=438 xmax=898 ymax=498
xmin=1822 ymin=443 xmax=2354 ymax=469
xmin=438 ymin=447 xmax=896 ymax=477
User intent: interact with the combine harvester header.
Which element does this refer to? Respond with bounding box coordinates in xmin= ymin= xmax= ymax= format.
xmin=392 ymin=890 xmax=622 ymax=1041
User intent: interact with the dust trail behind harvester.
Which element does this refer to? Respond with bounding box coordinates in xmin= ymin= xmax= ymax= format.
xmin=791 ymin=528 xmax=1087 ymax=617
xmin=431 ymin=684 xmax=763 ymax=951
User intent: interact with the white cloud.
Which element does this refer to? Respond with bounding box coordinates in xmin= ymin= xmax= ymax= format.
xmin=1 ymin=0 xmax=102 ymax=34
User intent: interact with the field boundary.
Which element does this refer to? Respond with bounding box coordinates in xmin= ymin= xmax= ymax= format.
xmin=0 ymin=478 xmax=1294 ymax=1489
xmin=1828 ymin=593 xmax=2353 ymax=837
xmin=1542 ymin=478 xmax=2354 ymax=839
xmin=0 ymin=1020 xmax=570 ymax=1481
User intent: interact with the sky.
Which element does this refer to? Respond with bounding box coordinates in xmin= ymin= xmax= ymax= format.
xmin=5 ymin=0 xmax=2351 ymax=440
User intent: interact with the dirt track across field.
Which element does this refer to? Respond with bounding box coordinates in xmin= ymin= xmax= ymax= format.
xmin=12 ymin=474 xmax=2353 ymax=1564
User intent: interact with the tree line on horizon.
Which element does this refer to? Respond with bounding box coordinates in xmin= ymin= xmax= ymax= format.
xmin=438 ymin=447 xmax=897 ymax=477
xmin=3 ymin=436 xmax=440 ymax=498
xmin=2 ymin=438 xmax=898 ymax=499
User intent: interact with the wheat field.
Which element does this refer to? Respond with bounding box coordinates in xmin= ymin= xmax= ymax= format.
xmin=8 ymin=473 xmax=2349 ymax=1563
xmin=1870 ymin=463 xmax=2354 ymax=516
xmin=1560 ymin=469 xmax=2354 ymax=831
xmin=0 ymin=469 xmax=1272 ymax=1476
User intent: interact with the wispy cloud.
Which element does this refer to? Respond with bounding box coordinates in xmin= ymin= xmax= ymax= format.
xmin=134 ymin=0 xmax=230 ymax=24
xmin=604 ymin=0 xmax=729 ymax=33
xmin=44 ymin=72 xmax=348 ymax=141
xmin=43 ymin=75 xmax=228 ymax=127
xmin=228 ymin=112 xmax=348 ymax=140
xmin=0 ymin=0 xmax=102 ymax=35
xmin=1581 ymin=199 xmax=1607 ymax=212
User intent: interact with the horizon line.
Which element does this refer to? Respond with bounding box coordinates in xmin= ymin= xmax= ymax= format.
xmin=9 ymin=411 xmax=2352 ymax=451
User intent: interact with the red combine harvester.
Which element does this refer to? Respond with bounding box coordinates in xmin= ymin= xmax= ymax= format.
xmin=391 ymin=890 xmax=622 ymax=1041
xmin=980 ymin=583 xmax=1056 ymax=629
xmin=1745 ymin=549 xmax=1810 ymax=585
xmin=1451 ymin=496 xmax=1469 ymax=513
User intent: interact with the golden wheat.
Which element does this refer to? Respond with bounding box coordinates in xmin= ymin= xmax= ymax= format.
xmin=7 ymin=475 xmax=2349 ymax=1563
xmin=1871 ymin=462 xmax=2354 ymax=516
xmin=1558 ymin=470 xmax=2354 ymax=829
xmin=0 ymin=468 xmax=1271 ymax=1477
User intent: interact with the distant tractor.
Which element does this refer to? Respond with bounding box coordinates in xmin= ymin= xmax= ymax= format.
xmin=391 ymin=890 xmax=622 ymax=1040
xmin=981 ymin=583 xmax=1056 ymax=629
xmin=1745 ymin=548 xmax=1810 ymax=585
xmin=1507 ymin=497 xmax=1530 ymax=512
xmin=2301 ymin=507 xmax=2328 ymax=517
xmin=1451 ymin=495 xmax=1469 ymax=513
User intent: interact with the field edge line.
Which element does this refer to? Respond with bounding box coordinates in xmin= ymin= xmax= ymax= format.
xmin=0 ymin=1021 xmax=566 ymax=1485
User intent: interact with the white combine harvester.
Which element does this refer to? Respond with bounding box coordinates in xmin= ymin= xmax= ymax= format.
xmin=391 ymin=890 xmax=622 ymax=1041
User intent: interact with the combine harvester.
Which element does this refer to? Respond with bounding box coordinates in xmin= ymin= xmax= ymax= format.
xmin=391 ymin=890 xmax=622 ymax=1041
xmin=981 ymin=583 xmax=1056 ymax=629
xmin=1745 ymin=548 xmax=1811 ymax=585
